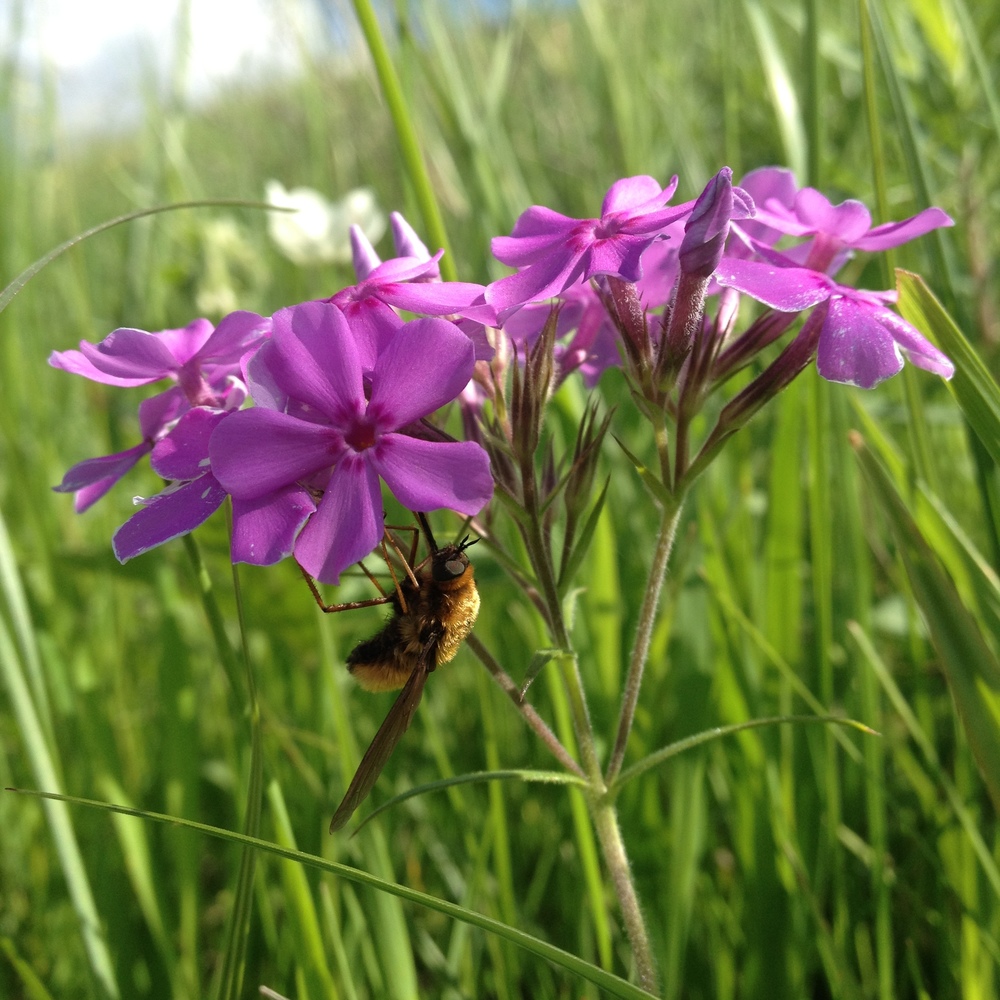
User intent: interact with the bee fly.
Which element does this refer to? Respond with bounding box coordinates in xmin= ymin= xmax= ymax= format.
xmin=302 ymin=513 xmax=479 ymax=832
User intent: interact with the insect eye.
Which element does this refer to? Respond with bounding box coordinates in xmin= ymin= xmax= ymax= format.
xmin=442 ymin=557 xmax=466 ymax=578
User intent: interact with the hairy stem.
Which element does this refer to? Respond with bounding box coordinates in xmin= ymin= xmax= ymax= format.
xmin=467 ymin=634 xmax=586 ymax=779
xmin=521 ymin=469 xmax=602 ymax=783
xmin=605 ymin=497 xmax=684 ymax=784
xmin=591 ymin=799 xmax=658 ymax=991
xmin=183 ymin=532 xmax=263 ymax=1000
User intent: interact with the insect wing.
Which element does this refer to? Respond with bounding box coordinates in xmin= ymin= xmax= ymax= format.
xmin=329 ymin=662 xmax=430 ymax=832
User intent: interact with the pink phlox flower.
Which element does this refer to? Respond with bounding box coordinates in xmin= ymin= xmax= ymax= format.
xmin=209 ymin=300 xmax=493 ymax=584
xmin=733 ymin=168 xmax=953 ymax=272
xmin=50 ymin=311 xmax=270 ymax=407
xmin=51 ymin=312 xmax=265 ymax=517
xmin=390 ymin=212 xmax=438 ymax=276
xmin=714 ymin=256 xmax=954 ymax=388
xmin=332 ymin=247 xmax=495 ymax=369
xmin=486 ymin=175 xmax=690 ymax=323
xmin=678 ymin=167 xmax=755 ymax=279
xmin=106 ymin=387 xmax=256 ymax=562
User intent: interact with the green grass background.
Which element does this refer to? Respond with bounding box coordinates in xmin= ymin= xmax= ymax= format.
xmin=2 ymin=0 xmax=999 ymax=997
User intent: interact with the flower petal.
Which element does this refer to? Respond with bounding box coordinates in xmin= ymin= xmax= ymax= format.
xmin=53 ymin=442 xmax=152 ymax=512
xmin=369 ymin=318 xmax=475 ymax=429
xmin=197 ymin=310 xmax=270 ymax=365
xmin=854 ymin=207 xmax=954 ymax=251
xmin=335 ymin=298 xmax=402 ymax=372
xmin=374 ymin=435 xmax=493 ymax=515
xmin=48 ymin=348 xmax=159 ymax=387
xmin=794 ymin=189 xmax=872 ymax=243
xmin=243 ymin=341 xmax=289 ymax=411
xmin=151 ymin=407 xmax=228 ymax=480
xmin=486 ymin=252 xmax=586 ymax=318
xmin=350 ymin=224 xmax=382 ymax=280
xmin=816 ymin=297 xmax=903 ymax=389
xmin=210 ymin=409 xmax=344 ymax=499
xmin=585 ymin=233 xmax=656 ymax=283
xmin=230 ymin=486 xmax=316 ymax=565
xmin=390 ymin=212 xmax=433 ymax=262
xmin=294 ymin=454 xmax=383 ymax=584
xmin=112 ymin=474 xmax=227 ymax=562
xmin=378 ymin=280 xmax=495 ymax=323
xmin=78 ymin=326 xmax=188 ymax=380
xmin=150 ymin=319 xmax=215 ymax=365
xmin=362 ymin=252 xmax=445 ymax=285
xmin=270 ymin=300 xmax=364 ymax=419
xmin=137 ymin=387 xmax=189 ymax=440
xmin=714 ymin=258 xmax=834 ymax=311
xmin=601 ymin=175 xmax=678 ymax=216
xmin=873 ymin=307 xmax=955 ymax=378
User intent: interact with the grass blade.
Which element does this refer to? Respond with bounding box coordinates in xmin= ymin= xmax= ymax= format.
xmin=854 ymin=434 xmax=1000 ymax=808
xmin=4 ymin=788 xmax=659 ymax=1000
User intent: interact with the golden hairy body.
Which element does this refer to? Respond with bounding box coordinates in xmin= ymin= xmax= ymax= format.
xmin=327 ymin=530 xmax=480 ymax=832
xmin=346 ymin=542 xmax=480 ymax=692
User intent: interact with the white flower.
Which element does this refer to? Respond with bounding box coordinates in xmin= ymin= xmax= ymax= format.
xmin=264 ymin=181 xmax=386 ymax=266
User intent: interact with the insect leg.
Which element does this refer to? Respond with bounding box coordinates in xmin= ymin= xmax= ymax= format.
xmin=297 ymin=561 xmax=395 ymax=614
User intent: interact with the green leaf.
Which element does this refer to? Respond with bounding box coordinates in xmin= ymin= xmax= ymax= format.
xmin=613 ymin=715 xmax=876 ymax=793
xmin=558 ymin=475 xmax=611 ymax=592
xmin=611 ymin=434 xmax=671 ymax=507
xmin=896 ymin=270 xmax=1000 ymax=469
xmin=854 ymin=435 xmax=1000 ymax=809
xmin=0 ymin=937 xmax=57 ymax=1000
xmin=267 ymin=781 xmax=338 ymax=998
xmin=4 ymin=789 xmax=658 ymax=1000
xmin=519 ymin=649 xmax=570 ymax=699
xmin=743 ymin=0 xmax=806 ymax=179
xmin=848 ymin=621 xmax=1000 ymax=902
xmin=356 ymin=768 xmax=586 ymax=830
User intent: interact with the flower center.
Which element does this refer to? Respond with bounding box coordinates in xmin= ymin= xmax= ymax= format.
xmin=344 ymin=415 xmax=378 ymax=452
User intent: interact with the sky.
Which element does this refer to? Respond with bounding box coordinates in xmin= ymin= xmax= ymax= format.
xmin=4 ymin=0 xmax=341 ymax=134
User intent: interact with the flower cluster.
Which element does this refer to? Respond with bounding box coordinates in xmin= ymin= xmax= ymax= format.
xmin=52 ymin=168 xmax=954 ymax=573
xmin=53 ymin=216 xmax=495 ymax=582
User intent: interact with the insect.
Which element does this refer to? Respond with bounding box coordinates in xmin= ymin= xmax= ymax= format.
xmin=303 ymin=513 xmax=479 ymax=832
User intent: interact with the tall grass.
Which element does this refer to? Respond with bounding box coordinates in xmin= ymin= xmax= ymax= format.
xmin=1 ymin=0 xmax=998 ymax=997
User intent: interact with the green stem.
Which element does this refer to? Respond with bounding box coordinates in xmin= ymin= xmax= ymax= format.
xmin=521 ymin=468 xmax=601 ymax=783
xmin=183 ymin=532 xmax=264 ymax=1000
xmin=351 ymin=0 xmax=456 ymax=281
xmin=605 ymin=497 xmax=684 ymax=784
xmin=520 ymin=448 xmax=662 ymax=987
xmin=466 ymin=634 xmax=585 ymax=779
xmin=591 ymin=800 xmax=658 ymax=991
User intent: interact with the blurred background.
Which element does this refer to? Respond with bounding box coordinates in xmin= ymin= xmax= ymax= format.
xmin=1 ymin=1 xmax=998 ymax=998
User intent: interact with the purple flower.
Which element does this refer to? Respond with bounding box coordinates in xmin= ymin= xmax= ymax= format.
xmin=486 ymin=175 xmax=689 ymax=321
xmin=209 ymin=300 xmax=493 ymax=584
xmin=50 ymin=312 xmax=270 ymax=404
xmin=109 ymin=401 xmax=255 ymax=563
xmin=331 ymin=247 xmax=495 ymax=369
xmin=51 ymin=312 xmax=269 ymax=514
xmin=736 ymin=169 xmax=953 ymax=271
xmin=51 ymin=311 xmax=271 ymax=565
xmin=715 ymin=257 xmax=954 ymax=388
xmin=678 ymin=168 xmax=755 ymax=278
xmin=53 ymin=390 xmax=187 ymax=512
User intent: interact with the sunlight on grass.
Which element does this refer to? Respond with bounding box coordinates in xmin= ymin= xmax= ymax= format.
xmin=2 ymin=0 xmax=998 ymax=997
